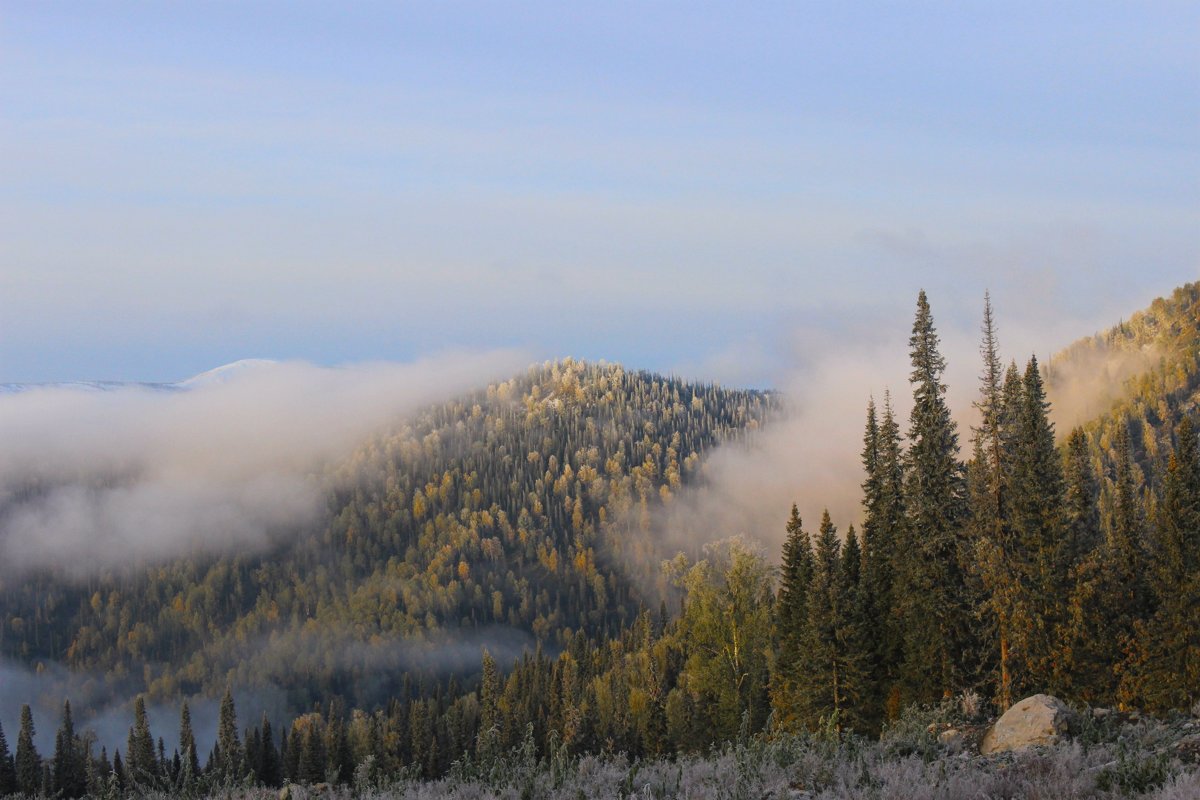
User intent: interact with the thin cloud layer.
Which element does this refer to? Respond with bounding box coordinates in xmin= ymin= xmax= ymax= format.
xmin=0 ymin=351 xmax=527 ymax=578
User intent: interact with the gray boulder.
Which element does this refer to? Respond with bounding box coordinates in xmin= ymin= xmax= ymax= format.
xmin=980 ymin=694 xmax=1072 ymax=754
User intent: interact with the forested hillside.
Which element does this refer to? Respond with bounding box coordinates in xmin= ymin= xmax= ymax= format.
xmin=0 ymin=360 xmax=774 ymax=708
xmin=1047 ymin=282 xmax=1200 ymax=487
xmin=3 ymin=285 xmax=1200 ymax=799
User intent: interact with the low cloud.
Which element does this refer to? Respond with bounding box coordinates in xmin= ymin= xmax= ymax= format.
xmin=649 ymin=290 xmax=1145 ymax=560
xmin=0 ymin=351 xmax=527 ymax=579
xmin=0 ymin=656 xmax=288 ymax=758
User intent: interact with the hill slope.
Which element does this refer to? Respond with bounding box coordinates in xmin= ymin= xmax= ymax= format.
xmin=0 ymin=359 xmax=774 ymax=709
xmin=1047 ymin=281 xmax=1200 ymax=496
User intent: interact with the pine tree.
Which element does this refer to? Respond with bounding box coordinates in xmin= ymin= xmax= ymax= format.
xmin=842 ymin=525 xmax=862 ymax=587
xmin=15 ymin=704 xmax=41 ymax=796
xmin=1063 ymin=427 xmax=1101 ymax=566
xmin=1007 ymin=356 xmax=1068 ymax=694
xmin=478 ymin=650 xmax=501 ymax=757
xmin=973 ymin=292 xmax=1007 ymax=531
xmin=1069 ymin=424 xmax=1149 ymax=704
xmin=965 ymin=295 xmax=1014 ymax=705
xmin=0 ymin=720 xmax=16 ymax=796
xmin=53 ymin=700 xmax=86 ymax=798
xmin=1123 ymin=416 xmax=1200 ymax=711
xmin=897 ymin=290 xmax=969 ymax=703
xmin=178 ymin=700 xmax=200 ymax=789
xmin=215 ymin=686 xmax=244 ymax=783
xmin=112 ymin=749 xmax=126 ymax=790
xmin=871 ymin=391 xmax=907 ymax=718
xmin=795 ymin=511 xmax=869 ymax=732
xmin=772 ymin=504 xmax=814 ymax=728
xmin=126 ymin=696 xmax=158 ymax=788
xmin=259 ymin=714 xmax=281 ymax=788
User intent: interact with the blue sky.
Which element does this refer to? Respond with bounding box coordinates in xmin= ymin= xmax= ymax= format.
xmin=2 ymin=2 xmax=1197 ymax=384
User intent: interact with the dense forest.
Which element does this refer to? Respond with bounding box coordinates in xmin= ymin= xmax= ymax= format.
xmin=2 ymin=284 xmax=1200 ymax=798
xmin=0 ymin=360 xmax=773 ymax=708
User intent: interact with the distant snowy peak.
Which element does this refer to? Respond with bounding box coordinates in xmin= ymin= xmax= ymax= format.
xmin=178 ymin=358 xmax=281 ymax=389
xmin=0 ymin=359 xmax=282 ymax=395
xmin=0 ymin=380 xmax=181 ymax=395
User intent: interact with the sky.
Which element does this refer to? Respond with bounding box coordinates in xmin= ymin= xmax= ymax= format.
xmin=1 ymin=2 xmax=1197 ymax=385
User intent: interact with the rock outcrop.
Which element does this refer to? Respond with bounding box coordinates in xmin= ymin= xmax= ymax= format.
xmin=980 ymin=694 xmax=1073 ymax=755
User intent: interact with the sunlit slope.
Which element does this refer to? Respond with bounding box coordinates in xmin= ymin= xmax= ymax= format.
xmin=0 ymin=359 xmax=774 ymax=707
xmin=1046 ymin=281 xmax=1200 ymax=483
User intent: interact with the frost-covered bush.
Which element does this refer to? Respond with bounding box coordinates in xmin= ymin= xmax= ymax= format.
xmin=131 ymin=714 xmax=1200 ymax=800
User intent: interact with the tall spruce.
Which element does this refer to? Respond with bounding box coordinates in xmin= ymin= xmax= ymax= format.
xmin=966 ymin=295 xmax=1017 ymax=706
xmin=1063 ymin=428 xmax=1102 ymax=566
xmin=259 ymin=713 xmax=281 ymax=788
xmin=1069 ymin=424 xmax=1149 ymax=703
xmin=126 ymin=696 xmax=157 ymax=788
xmin=795 ymin=511 xmax=868 ymax=732
xmin=478 ymin=649 xmax=501 ymax=756
xmin=1008 ymin=357 xmax=1068 ymax=694
xmin=772 ymin=504 xmax=815 ymax=728
xmin=1123 ymin=416 xmax=1200 ymax=711
xmin=898 ymin=290 xmax=969 ymax=703
xmin=53 ymin=700 xmax=86 ymax=798
xmin=178 ymin=701 xmax=200 ymax=787
xmin=873 ymin=391 xmax=907 ymax=718
xmin=215 ymin=686 xmax=245 ymax=783
xmin=0 ymin=720 xmax=16 ymax=796
xmin=15 ymin=704 xmax=41 ymax=796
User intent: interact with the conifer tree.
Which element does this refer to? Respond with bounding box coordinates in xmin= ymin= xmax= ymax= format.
xmin=0 ymin=720 xmax=16 ymax=797
xmin=1123 ymin=416 xmax=1200 ymax=711
xmin=15 ymin=704 xmax=41 ymax=796
xmin=111 ymin=749 xmax=126 ymax=790
xmin=1069 ymin=424 xmax=1149 ymax=703
xmin=1063 ymin=427 xmax=1101 ymax=565
xmin=215 ymin=686 xmax=244 ymax=783
xmin=259 ymin=714 xmax=281 ymax=788
xmin=53 ymin=700 xmax=86 ymax=798
xmin=973 ymin=292 xmax=1007 ymax=532
xmin=1008 ymin=356 xmax=1068 ymax=694
xmin=842 ymin=525 xmax=862 ymax=588
xmin=795 ymin=511 xmax=868 ymax=732
xmin=897 ymin=291 xmax=969 ymax=703
xmin=865 ymin=391 xmax=907 ymax=718
xmin=127 ymin=696 xmax=157 ymax=788
xmin=965 ymin=296 xmax=1013 ymax=704
xmin=772 ymin=504 xmax=814 ymax=728
xmin=478 ymin=649 xmax=500 ymax=756
xmin=178 ymin=700 xmax=200 ymax=788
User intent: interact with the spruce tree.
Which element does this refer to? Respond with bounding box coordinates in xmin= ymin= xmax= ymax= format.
xmin=1008 ymin=356 xmax=1068 ymax=694
xmin=111 ymin=749 xmax=125 ymax=790
xmin=1069 ymin=424 xmax=1149 ymax=703
xmin=215 ymin=686 xmax=244 ymax=783
xmin=126 ymin=696 xmax=157 ymax=788
xmin=772 ymin=504 xmax=814 ymax=728
xmin=965 ymin=295 xmax=1014 ymax=705
xmin=842 ymin=525 xmax=862 ymax=587
xmin=795 ymin=511 xmax=868 ymax=732
xmin=0 ymin=720 xmax=16 ymax=796
xmin=1123 ymin=416 xmax=1200 ymax=711
xmin=259 ymin=714 xmax=281 ymax=788
xmin=53 ymin=700 xmax=86 ymax=798
xmin=897 ymin=290 xmax=969 ymax=703
xmin=1063 ymin=427 xmax=1102 ymax=565
xmin=478 ymin=650 xmax=500 ymax=756
xmin=872 ymin=391 xmax=907 ymax=718
xmin=15 ymin=704 xmax=41 ymax=796
xmin=178 ymin=700 xmax=200 ymax=788
xmin=973 ymin=292 xmax=1007 ymax=530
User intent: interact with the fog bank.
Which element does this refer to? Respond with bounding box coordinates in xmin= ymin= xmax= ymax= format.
xmin=0 ymin=352 xmax=527 ymax=578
